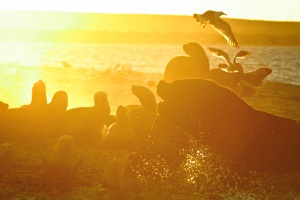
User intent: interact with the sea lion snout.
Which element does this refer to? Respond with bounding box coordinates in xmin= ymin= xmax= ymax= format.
xmin=131 ymin=85 xmax=140 ymax=94
xmin=264 ymin=68 xmax=272 ymax=75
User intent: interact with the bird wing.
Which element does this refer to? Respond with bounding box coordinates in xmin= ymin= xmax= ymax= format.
xmin=218 ymin=63 xmax=229 ymax=68
xmin=211 ymin=19 xmax=239 ymax=48
xmin=233 ymin=51 xmax=251 ymax=63
xmin=207 ymin=47 xmax=232 ymax=65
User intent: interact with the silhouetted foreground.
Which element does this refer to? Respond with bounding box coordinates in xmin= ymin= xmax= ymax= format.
xmin=0 ymin=76 xmax=300 ymax=199
xmin=0 ymin=40 xmax=299 ymax=198
xmin=156 ymin=79 xmax=300 ymax=173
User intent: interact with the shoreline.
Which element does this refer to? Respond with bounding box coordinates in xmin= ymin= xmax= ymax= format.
xmin=244 ymin=80 xmax=300 ymax=121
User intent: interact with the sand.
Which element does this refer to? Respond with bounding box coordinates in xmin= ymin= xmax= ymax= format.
xmin=0 ymin=80 xmax=300 ymax=199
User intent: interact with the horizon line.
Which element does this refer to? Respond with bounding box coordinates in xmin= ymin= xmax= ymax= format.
xmin=1 ymin=9 xmax=300 ymax=23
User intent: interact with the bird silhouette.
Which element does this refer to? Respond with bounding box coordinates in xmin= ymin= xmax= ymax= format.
xmin=193 ymin=10 xmax=239 ymax=48
xmin=207 ymin=47 xmax=250 ymax=72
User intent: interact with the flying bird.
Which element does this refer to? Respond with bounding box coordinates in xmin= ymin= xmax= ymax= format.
xmin=207 ymin=47 xmax=250 ymax=72
xmin=193 ymin=10 xmax=239 ymax=48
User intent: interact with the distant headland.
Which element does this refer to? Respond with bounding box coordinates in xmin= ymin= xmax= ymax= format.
xmin=0 ymin=11 xmax=299 ymax=45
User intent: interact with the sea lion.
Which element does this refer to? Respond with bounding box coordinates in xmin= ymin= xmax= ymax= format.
xmin=162 ymin=42 xmax=210 ymax=83
xmin=206 ymin=48 xmax=255 ymax=96
xmin=242 ymin=67 xmax=272 ymax=86
xmin=138 ymin=114 xmax=195 ymax=169
xmin=101 ymin=114 xmax=117 ymax=140
xmin=128 ymin=85 xmax=158 ymax=138
xmin=0 ymin=80 xmax=48 ymax=140
xmin=105 ymin=115 xmax=117 ymax=128
xmin=0 ymin=101 xmax=8 ymax=114
xmin=28 ymin=79 xmax=47 ymax=109
xmin=0 ymin=143 xmax=14 ymax=180
xmin=44 ymin=91 xmax=68 ymax=137
xmin=101 ymin=152 xmax=144 ymax=194
xmin=43 ymin=135 xmax=81 ymax=185
xmin=239 ymin=80 xmax=256 ymax=97
xmin=129 ymin=107 xmax=157 ymax=138
xmin=206 ymin=68 xmax=242 ymax=92
xmin=156 ymin=79 xmax=300 ymax=173
xmin=105 ymin=105 xmax=137 ymax=150
xmin=206 ymin=66 xmax=256 ymax=97
xmin=0 ymin=101 xmax=8 ymax=122
xmin=58 ymin=91 xmax=110 ymax=141
xmin=129 ymin=85 xmax=157 ymax=112
xmin=47 ymin=91 xmax=68 ymax=114
xmin=46 ymin=135 xmax=80 ymax=174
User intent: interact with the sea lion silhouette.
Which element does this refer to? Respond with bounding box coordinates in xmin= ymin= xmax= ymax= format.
xmin=157 ymin=79 xmax=300 ymax=173
xmin=163 ymin=42 xmax=209 ymax=83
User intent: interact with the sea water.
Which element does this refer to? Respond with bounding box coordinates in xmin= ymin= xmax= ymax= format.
xmin=0 ymin=42 xmax=299 ymax=112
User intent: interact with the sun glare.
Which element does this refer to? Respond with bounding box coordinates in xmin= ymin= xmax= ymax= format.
xmin=0 ymin=0 xmax=193 ymax=15
xmin=1 ymin=66 xmax=41 ymax=107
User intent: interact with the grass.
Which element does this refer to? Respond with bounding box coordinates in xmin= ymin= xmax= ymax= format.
xmin=1 ymin=80 xmax=300 ymax=200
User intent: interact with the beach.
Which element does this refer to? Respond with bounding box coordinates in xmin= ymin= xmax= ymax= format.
xmin=1 ymin=78 xmax=300 ymax=199
xmin=0 ymin=42 xmax=300 ymax=199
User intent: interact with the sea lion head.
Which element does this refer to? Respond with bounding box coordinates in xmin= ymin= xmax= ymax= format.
xmin=30 ymin=80 xmax=47 ymax=107
xmin=94 ymin=91 xmax=107 ymax=105
xmin=256 ymin=67 xmax=272 ymax=79
xmin=0 ymin=101 xmax=9 ymax=113
xmin=57 ymin=135 xmax=74 ymax=149
xmin=131 ymin=85 xmax=157 ymax=111
xmin=48 ymin=90 xmax=68 ymax=112
xmin=183 ymin=42 xmax=206 ymax=57
xmin=94 ymin=91 xmax=111 ymax=114
xmin=116 ymin=105 xmax=130 ymax=124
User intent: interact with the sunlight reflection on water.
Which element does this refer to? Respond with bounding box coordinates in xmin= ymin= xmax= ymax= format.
xmin=0 ymin=42 xmax=299 ymax=110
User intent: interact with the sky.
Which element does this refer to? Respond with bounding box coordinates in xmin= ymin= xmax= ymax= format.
xmin=0 ymin=0 xmax=299 ymax=22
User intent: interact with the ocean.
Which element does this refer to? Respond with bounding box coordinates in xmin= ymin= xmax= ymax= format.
xmin=0 ymin=42 xmax=299 ymax=112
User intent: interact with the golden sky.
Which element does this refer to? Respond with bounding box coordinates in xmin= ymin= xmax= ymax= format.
xmin=0 ymin=0 xmax=299 ymax=22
